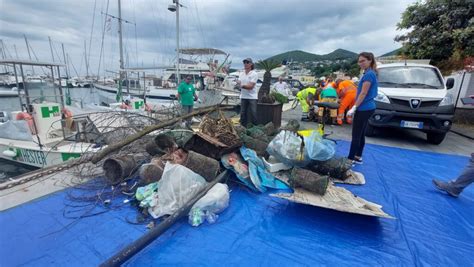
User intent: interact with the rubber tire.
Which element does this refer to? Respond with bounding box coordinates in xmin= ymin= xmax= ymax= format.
xmin=427 ymin=132 xmax=447 ymax=145
xmin=365 ymin=123 xmax=376 ymax=137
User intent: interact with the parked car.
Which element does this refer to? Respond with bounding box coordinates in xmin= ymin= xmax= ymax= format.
xmin=367 ymin=63 xmax=455 ymax=144
xmin=270 ymin=78 xmax=305 ymax=96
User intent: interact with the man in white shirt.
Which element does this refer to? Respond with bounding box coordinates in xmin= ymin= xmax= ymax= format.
xmin=236 ymin=58 xmax=259 ymax=127
xmin=272 ymin=77 xmax=291 ymax=97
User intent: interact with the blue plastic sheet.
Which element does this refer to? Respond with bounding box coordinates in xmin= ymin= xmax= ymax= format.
xmin=1 ymin=141 xmax=473 ymax=266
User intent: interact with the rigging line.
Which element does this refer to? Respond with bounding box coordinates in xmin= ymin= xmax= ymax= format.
xmin=27 ymin=41 xmax=48 ymax=76
xmin=132 ymin=1 xmax=138 ymax=67
xmin=97 ymin=0 xmax=111 ymax=77
xmin=2 ymin=41 xmax=14 ymax=58
xmin=88 ymin=0 xmax=98 ymax=76
xmin=51 ymin=41 xmax=68 ymax=76
xmin=68 ymin=54 xmax=80 ymax=77
xmin=78 ymin=51 xmax=84 ymax=76
xmin=193 ymin=0 xmax=208 ymax=49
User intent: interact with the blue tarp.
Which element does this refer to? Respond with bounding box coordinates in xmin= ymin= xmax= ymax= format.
xmin=1 ymin=141 xmax=473 ymax=266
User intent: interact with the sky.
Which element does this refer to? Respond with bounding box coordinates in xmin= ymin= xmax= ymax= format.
xmin=0 ymin=0 xmax=417 ymax=76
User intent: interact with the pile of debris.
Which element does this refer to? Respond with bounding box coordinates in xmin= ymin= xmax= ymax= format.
xmin=98 ymin=108 xmax=392 ymax=230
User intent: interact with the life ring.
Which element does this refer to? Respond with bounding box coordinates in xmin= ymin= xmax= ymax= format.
xmin=16 ymin=112 xmax=36 ymax=135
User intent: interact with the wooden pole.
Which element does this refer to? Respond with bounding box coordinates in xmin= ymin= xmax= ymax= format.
xmin=100 ymin=170 xmax=230 ymax=267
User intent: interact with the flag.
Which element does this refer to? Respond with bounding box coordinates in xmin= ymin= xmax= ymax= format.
xmin=116 ymin=80 xmax=122 ymax=102
xmin=65 ymin=87 xmax=72 ymax=105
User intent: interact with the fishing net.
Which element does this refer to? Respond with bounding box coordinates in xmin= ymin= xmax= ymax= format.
xmin=280 ymin=119 xmax=300 ymax=132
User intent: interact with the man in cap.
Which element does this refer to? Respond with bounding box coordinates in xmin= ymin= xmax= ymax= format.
xmin=177 ymin=75 xmax=198 ymax=127
xmin=236 ymin=58 xmax=259 ymax=127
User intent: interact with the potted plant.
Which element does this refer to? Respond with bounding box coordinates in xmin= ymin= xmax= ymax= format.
xmin=255 ymin=60 xmax=284 ymax=128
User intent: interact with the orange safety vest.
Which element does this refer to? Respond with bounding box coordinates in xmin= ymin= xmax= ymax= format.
xmin=336 ymin=80 xmax=357 ymax=98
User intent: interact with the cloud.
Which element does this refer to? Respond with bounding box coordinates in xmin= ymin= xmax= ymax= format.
xmin=0 ymin=0 xmax=417 ymax=75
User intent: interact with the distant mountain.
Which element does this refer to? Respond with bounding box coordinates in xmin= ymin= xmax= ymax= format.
xmin=322 ymin=49 xmax=358 ymax=60
xmin=380 ymin=48 xmax=402 ymax=57
xmin=265 ymin=49 xmax=358 ymax=63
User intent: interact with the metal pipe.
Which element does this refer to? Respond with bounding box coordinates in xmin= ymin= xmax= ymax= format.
xmin=13 ymin=63 xmax=24 ymax=110
xmin=100 ymin=170 xmax=230 ymax=267
xmin=57 ymin=66 xmax=66 ymax=140
xmin=51 ymin=65 xmax=59 ymax=104
xmin=20 ymin=63 xmax=42 ymax=148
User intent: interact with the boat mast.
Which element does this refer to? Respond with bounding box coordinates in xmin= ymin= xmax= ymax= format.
xmin=84 ymin=39 xmax=89 ymax=78
xmin=48 ymin=36 xmax=55 ymax=62
xmin=168 ymin=0 xmax=180 ymax=86
xmin=176 ymin=0 xmax=180 ymax=86
xmin=0 ymin=40 xmax=8 ymax=73
xmin=118 ymin=0 xmax=127 ymax=94
xmin=61 ymin=43 xmax=70 ymax=78
xmin=23 ymin=35 xmax=35 ymax=75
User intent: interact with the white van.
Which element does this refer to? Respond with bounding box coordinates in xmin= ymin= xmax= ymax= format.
xmin=367 ymin=63 xmax=455 ymax=144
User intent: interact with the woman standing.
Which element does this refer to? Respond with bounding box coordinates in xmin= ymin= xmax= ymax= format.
xmin=346 ymin=52 xmax=378 ymax=164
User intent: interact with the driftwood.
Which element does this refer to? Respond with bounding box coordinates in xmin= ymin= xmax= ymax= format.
xmin=91 ymin=105 xmax=235 ymax=164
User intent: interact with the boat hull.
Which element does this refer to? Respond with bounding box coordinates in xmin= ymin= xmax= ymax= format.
xmin=0 ymin=139 xmax=90 ymax=168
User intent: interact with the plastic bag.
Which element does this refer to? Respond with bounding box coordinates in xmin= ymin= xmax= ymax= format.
xmin=266 ymin=130 xmax=311 ymax=167
xmin=304 ymin=131 xmax=336 ymax=161
xmin=188 ymin=183 xmax=230 ymax=227
xmin=240 ymin=146 xmax=290 ymax=191
xmin=135 ymin=182 xmax=159 ymax=208
xmin=221 ymin=152 xmax=256 ymax=191
xmin=148 ymin=162 xmax=207 ymax=219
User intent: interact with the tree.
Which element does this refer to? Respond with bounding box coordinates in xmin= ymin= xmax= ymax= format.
xmin=395 ymin=0 xmax=474 ymax=71
xmin=256 ymin=60 xmax=280 ymax=102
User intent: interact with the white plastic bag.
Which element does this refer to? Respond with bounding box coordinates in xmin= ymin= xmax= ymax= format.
xmin=266 ymin=130 xmax=310 ymax=167
xmin=188 ymin=183 xmax=230 ymax=226
xmin=148 ymin=162 xmax=207 ymax=219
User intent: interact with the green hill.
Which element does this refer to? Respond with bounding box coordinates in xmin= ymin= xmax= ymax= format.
xmin=380 ymin=48 xmax=402 ymax=57
xmin=265 ymin=49 xmax=357 ymax=63
xmin=322 ymin=49 xmax=358 ymax=60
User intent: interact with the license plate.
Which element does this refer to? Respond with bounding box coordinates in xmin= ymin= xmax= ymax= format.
xmin=401 ymin=120 xmax=423 ymax=129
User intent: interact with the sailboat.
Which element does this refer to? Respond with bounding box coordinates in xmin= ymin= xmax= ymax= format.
xmin=92 ymin=1 xmax=232 ymax=107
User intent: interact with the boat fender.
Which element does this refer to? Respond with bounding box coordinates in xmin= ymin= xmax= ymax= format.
xmin=2 ymin=149 xmax=17 ymax=158
xmin=62 ymin=108 xmax=74 ymax=129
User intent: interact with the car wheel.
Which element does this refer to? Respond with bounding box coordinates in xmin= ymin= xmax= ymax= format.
xmin=427 ymin=132 xmax=446 ymax=145
xmin=365 ymin=123 xmax=376 ymax=137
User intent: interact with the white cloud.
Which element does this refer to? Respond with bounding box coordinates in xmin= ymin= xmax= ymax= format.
xmin=0 ymin=0 xmax=418 ymax=75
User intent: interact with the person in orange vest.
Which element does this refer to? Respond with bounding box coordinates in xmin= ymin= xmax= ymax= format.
xmin=335 ymin=78 xmax=357 ymax=125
